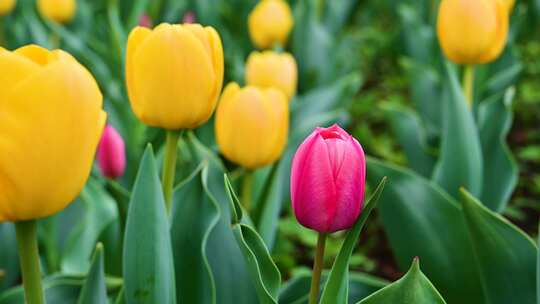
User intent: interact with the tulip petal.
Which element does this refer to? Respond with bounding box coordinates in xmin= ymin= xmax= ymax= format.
xmin=126 ymin=26 xmax=152 ymax=121
xmin=0 ymin=50 xmax=40 ymax=100
xmin=478 ymin=0 xmax=509 ymax=63
xmin=0 ymin=58 xmax=104 ymax=221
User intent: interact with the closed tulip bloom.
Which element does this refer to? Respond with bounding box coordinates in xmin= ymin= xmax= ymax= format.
xmin=215 ymin=83 xmax=288 ymax=169
xmin=291 ymin=125 xmax=366 ymax=233
xmin=245 ymin=51 xmax=297 ymax=100
xmin=37 ymin=0 xmax=76 ymax=23
xmin=126 ymin=23 xmax=224 ymax=130
xmin=0 ymin=0 xmax=15 ymax=16
xmin=248 ymin=0 xmax=293 ymax=49
xmin=97 ymin=125 xmax=126 ymax=179
xmin=0 ymin=45 xmax=106 ymax=222
xmin=437 ymin=0 xmax=511 ymax=64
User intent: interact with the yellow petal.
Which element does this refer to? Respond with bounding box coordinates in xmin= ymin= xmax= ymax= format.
xmin=248 ymin=0 xmax=294 ymax=49
xmin=245 ymin=50 xmax=297 ymax=100
xmin=0 ymin=56 xmax=104 ymax=221
xmin=130 ymin=24 xmax=216 ymax=129
xmin=0 ymin=50 xmax=40 ymax=100
xmin=126 ymin=26 xmax=152 ymax=122
xmin=478 ymin=0 xmax=510 ymax=63
xmin=0 ymin=0 xmax=15 ymax=16
xmin=37 ymin=0 xmax=76 ymax=23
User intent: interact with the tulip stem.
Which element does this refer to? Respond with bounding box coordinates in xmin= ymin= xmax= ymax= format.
xmin=462 ymin=64 xmax=475 ymax=108
xmin=309 ymin=233 xmax=327 ymax=304
xmin=0 ymin=17 xmax=5 ymax=47
xmin=15 ymin=220 xmax=45 ymax=304
xmin=241 ymin=171 xmax=254 ymax=212
xmin=162 ymin=130 xmax=182 ymax=215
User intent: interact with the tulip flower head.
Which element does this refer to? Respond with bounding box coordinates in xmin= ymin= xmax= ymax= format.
xmin=126 ymin=23 xmax=224 ymax=130
xmin=0 ymin=0 xmax=15 ymax=16
xmin=248 ymin=0 xmax=294 ymax=49
xmin=437 ymin=0 xmax=512 ymax=64
xmin=291 ymin=125 xmax=366 ymax=233
xmin=138 ymin=14 xmax=152 ymax=28
xmin=37 ymin=0 xmax=76 ymax=23
xmin=215 ymin=83 xmax=289 ymax=169
xmin=97 ymin=125 xmax=126 ymax=179
xmin=0 ymin=45 xmax=106 ymax=222
xmin=245 ymin=50 xmax=298 ymax=100
xmin=183 ymin=11 xmax=195 ymax=24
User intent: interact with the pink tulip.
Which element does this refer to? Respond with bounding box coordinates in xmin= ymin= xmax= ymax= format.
xmin=97 ymin=125 xmax=126 ymax=179
xmin=182 ymin=11 xmax=195 ymax=23
xmin=139 ymin=14 xmax=152 ymax=28
xmin=290 ymin=124 xmax=366 ymax=233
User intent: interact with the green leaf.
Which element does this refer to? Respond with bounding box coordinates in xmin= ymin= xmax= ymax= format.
xmin=367 ymin=157 xmax=485 ymax=304
xmin=460 ymin=189 xmax=537 ymax=304
xmin=279 ymin=271 xmax=387 ymax=304
xmin=477 ymin=89 xmax=518 ymax=212
xmin=433 ymin=63 xmax=483 ymax=198
xmin=320 ymin=178 xmax=387 ymax=304
xmin=123 ymin=145 xmax=176 ymax=304
xmin=537 ymin=223 xmax=540 ymax=304
xmin=0 ymin=224 xmax=18 ymax=291
xmin=358 ymin=258 xmax=446 ymax=304
xmin=77 ymin=243 xmax=107 ymax=304
xmin=384 ymin=105 xmax=436 ymax=177
xmin=225 ymin=175 xmax=281 ymax=304
xmin=62 ymin=179 xmax=117 ymax=274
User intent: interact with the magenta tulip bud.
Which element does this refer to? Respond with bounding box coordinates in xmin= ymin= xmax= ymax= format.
xmin=290 ymin=124 xmax=366 ymax=233
xmin=138 ymin=14 xmax=152 ymax=28
xmin=182 ymin=11 xmax=195 ymax=23
xmin=97 ymin=125 xmax=126 ymax=179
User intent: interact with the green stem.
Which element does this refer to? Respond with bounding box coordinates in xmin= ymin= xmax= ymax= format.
xmin=161 ymin=130 xmax=181 ymax=215
xmin=0 ymin=17 xmax=5 ymax=47
xmin=241 ymin=171 xmax=254 ymax=212
xmin=462 ymin=64 xmax=475 ymax=109
xmin=15 ymin=221 xmax=45 ymax=304
xmin=309 ymin=233 xmax=327 ymax=304
xmin=106 ymin=179 xmax=129 ymax=235
xmin=317 ymin=0 xmax=325 ymax=19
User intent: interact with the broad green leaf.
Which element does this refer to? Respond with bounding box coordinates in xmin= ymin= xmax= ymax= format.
xmin=123 ymin=146 xmax=176 ymax=304
xmin=367 ymin=157 xmax=485 ymax=304
xmin=477 ymin=90 xmax=518 ymax=212
xmin=320 ymin=178 xmax=386 ymax=304
xmin=433 ymin=63 xmax=483 ymax=198
xmin=385 ymin=105 xmax=436 ymax=177
xmin=0 ymin=224 xmax=18 ymax=291
xmin=171 ymin=164 xmax=219 ymax=304
xmin=460 ymin=189 xmax=537 ymax=304
xmin=324 ymin=0 xmax=356 ymax=34
xmin=77 ymin=243 xmax=107 ymax=304
xmin=0 ymin=275 xmax=122 ymax=304
xmin=358 ymin=258 xmax=446 ymax=304
xmin=62 ymin=179 xmax=117 ymax=274
xmin=172 ymin=133 xmax=258 ymax=304
xmin=279 ymin=271 xmax=387 ymax=304
xmin=225 ymin=175 xmax=281 ymax=304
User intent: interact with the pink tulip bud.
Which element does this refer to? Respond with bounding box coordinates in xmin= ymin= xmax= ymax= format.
xmin=182 ymin=11 xmax=195 ymax=23
xmin=290 ymin=124 xmax=366 ymax=233
xmin=139 ymin=14 xmax=152 ymax=28
xmin=97 ymin=125 xmax=126 ymax=179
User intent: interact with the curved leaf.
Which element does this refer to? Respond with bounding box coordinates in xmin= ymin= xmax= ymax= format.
xmin=358 ymin=258 xmax=446 ymax=304
xmin=123 ymin=146 xmax=176 ymax=304
xmin=477 ymin=89 xmax=518 ymax=212
xmin=225 ymin=175 xmax=281 ymax=304
xmin=77 ymin=243 xmax=107 ymax=304
xmin=320 ymin=178 xmax=387 ymax=304
xmin=432 ymin=63 xmax=483 ymax=198
xmin=460 ymin=189 xmax=537 ymax=304
xmin=367 ymin=157 xmax=485 ymax=304
xmin=0 ymin=224 xmax=19 ymax=291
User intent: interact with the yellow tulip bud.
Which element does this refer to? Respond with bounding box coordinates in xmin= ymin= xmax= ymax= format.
xmin=0 ymin=45 xmax=106 ymax=222
xmin=215 ymin=83 xmax=289 ymax=169
xmin=437 ymin=0 xmax=511 ymax=64
xmin=248 ymin=0 xmax=294 ymax=49
xmin=245 ymin=51 xmax=298 ymax=100
xmin=37 ymin=0 xmax=76 ymax=23
xmin=126 ymin=23 xmax=224 ymax=130
xmin=0 ymin=0 xmax=15 ymax=16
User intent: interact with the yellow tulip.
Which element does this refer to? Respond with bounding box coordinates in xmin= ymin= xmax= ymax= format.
xmin=215 ymin=83 xmax=289 ymax=169
xmin=437 ymin=0 xmax=511 ymax=64
xmin=248 ymin=0 xmax=294 ymax=49
xmin=37 ymin=0 xmax=76 ymax=23
xmin=126 ymin=23 xmax=224 ymax=130
xmin=245 ymin=51 xmax=297 ymax=100
xmin=0 ymin=0 xmax=15 ymax=16
xmin=0 ymin=45 xmax=106 ymax=222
